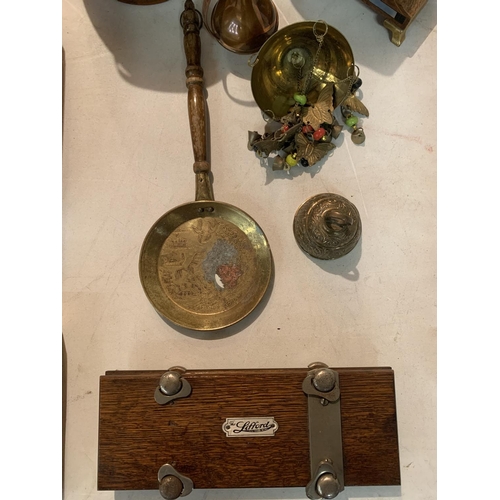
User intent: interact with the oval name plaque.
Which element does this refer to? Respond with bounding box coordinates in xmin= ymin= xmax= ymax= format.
xmin=222 ymin=417 xmax=279 ymax=437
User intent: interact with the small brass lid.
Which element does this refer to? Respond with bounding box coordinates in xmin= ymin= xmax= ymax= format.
xmin=293 ymin=193 xmax=361 ymax=260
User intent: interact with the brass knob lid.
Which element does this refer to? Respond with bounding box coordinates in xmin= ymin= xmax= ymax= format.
xmin=293 ymin=193 xmax=361 ymax=260
xmin=159 ymin=475 xmax=183 ymax=500
xmin=316 ymin=472 xmax=341 ymax=499
xmin=312 ymin=368 xmax=336 ymax=393
xmin=159 ymin=371 xmax=183 ymax=396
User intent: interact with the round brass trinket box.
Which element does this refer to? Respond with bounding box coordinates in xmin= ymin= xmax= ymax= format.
xmin=293 ymin=193 xmax=361 ymax=260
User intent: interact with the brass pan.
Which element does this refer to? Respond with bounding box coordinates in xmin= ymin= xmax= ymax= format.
xmin=139 ymin=0 xmax=273 ymax=331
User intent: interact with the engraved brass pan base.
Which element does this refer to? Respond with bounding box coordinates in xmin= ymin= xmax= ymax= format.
xmin=140 ymin=200 xmax=272 ymax=331
xmin=139 ymin=1 xmax=272 ymax=331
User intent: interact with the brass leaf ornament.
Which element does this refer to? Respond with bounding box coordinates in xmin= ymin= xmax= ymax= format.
xmin=343 ymin=94 xmax=369 ymax=117
xmin=250 ymin=122 xmax=302 ymax=156
xmin=295 ymin=132 xmax=335 ymax=166
xmin=302 ymin=83 xmax=334 ymax=130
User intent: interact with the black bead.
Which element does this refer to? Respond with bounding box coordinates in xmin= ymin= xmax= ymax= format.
xmin=351 ymin=78 xmax=362 ymax=92
xmin=300 ymin=158 xmax=309 ymax=167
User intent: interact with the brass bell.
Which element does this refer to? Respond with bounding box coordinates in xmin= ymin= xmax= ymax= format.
xmin=351 ymin=127 xmax=365 ymax=145
xmin=272 ymin=155 xmax=285 ymax=170
xmin=247 ymin=130 xmax=261 ymax=151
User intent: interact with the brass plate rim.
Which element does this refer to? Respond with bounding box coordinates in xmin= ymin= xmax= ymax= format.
xmin=139 ymin=200 xmax=273 ymax=331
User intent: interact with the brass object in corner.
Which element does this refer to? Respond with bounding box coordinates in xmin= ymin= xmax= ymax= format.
xmin=293 ymin=193 xmax=361 ymax=260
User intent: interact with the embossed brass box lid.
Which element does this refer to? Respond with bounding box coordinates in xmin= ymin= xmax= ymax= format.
xmin=98 ymin=365 xmax=400 ymax=494
xmin=294 ymin=193 xmax=362 ymax=260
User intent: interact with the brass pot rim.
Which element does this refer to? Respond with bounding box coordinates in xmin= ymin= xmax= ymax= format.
xmin=251 ymin=21 xmax=355 ymax=119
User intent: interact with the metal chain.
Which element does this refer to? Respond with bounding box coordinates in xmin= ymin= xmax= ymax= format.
xmin=297 ymin=64 xmax=303 ymax=94
xmin=301 ymin=37 xmax=323 ymax=94
xmin=336 ymin=64 xmax=360 ymax=95
xmin=300 ymin=20 xmax=328 ymax=95
xmin=290 ymin=20 xmax=328 ymax=96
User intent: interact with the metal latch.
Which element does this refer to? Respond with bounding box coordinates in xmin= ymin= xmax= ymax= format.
xmin=155 ymin=367 xmax=193 ymax=500
xmin=154 ymin=363 xmax=343 ymax=499
xmin=158 ymin=464 xmax=193 ymax=500
xmin=155 ymin=366 xmax=192 ymax=405
xmin=303 ymin=362 xmax=344 ymax=499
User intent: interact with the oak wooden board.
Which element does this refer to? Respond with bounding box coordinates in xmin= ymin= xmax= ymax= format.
xmin=98 ymin=367 xmax=400 ymax=490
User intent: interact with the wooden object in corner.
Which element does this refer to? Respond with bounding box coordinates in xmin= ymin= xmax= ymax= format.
xmin=359 ymin=0 xmax=428 ymax=46
xmin=98 ymin=366 xmax=400 ymax=492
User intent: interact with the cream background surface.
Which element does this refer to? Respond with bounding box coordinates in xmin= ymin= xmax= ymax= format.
xmin=62 ymin=1 xmax=437 ymax=498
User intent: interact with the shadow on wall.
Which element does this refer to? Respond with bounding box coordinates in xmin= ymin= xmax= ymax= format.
xmin=82 ymin=0 xmax=257 ymax=94
xmin=81 ymin=0 xmax=435 ymax=96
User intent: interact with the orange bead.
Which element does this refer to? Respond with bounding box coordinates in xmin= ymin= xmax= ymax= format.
xmin=313 ymin=127 xmax=326 ymax=141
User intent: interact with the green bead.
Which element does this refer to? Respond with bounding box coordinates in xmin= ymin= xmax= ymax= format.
xmin=345 ymin=115 xmax=358 ymax=127
xmin=285 ymin=154 xmax=298 ymax=167
xmin=293 ymin=93 xmax=307 ymax=106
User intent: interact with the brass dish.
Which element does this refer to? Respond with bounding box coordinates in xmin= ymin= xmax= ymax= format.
xmin=139 ymin=1 xmax=273 ymax=331
xmin=140 ymin=200 xmax=272 ymax=331
xmin=251 ymin=21 xmax=355 ymax=119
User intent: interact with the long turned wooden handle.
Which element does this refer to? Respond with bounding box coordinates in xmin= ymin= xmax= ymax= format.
xmin=181 ymin=0 xmax=214 ymax=201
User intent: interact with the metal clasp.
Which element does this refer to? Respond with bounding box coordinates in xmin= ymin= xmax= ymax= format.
xmin=158 ymin=464 xmax=193 ymax=500
xmin=155 ymin=366 xmax=192 ymax=405
xmin=303 ymin=362 xmax=344 ymax=499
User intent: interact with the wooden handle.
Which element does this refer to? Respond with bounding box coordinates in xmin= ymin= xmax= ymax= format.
xmin=181 ymin=0 xmax=214 ymax=201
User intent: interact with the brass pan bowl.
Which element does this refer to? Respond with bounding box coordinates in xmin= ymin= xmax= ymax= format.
xmin=251 ymin=21 xmax=355 ymax=119
xmin=140 ymin=200 xmax=272 ymax=331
